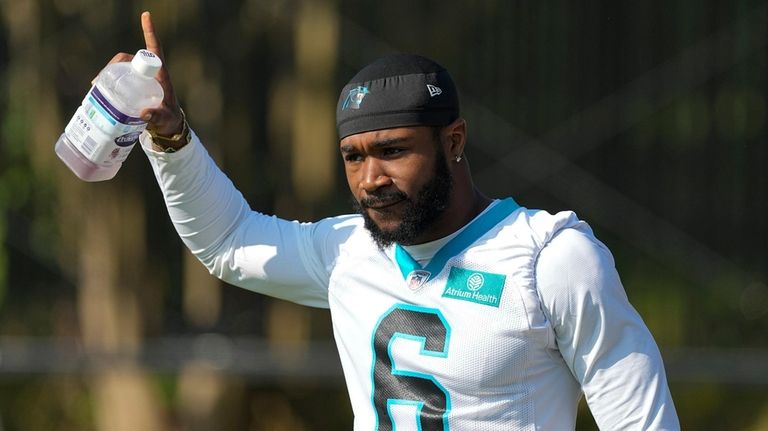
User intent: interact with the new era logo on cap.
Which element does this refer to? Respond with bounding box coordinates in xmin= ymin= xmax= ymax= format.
xmin=427 ymin=84 xmax=442 ymax=97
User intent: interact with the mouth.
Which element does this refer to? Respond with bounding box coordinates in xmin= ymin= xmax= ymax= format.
xmin=364 ymin=198 xmax=405 ymax=211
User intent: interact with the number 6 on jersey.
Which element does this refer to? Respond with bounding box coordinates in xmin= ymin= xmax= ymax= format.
xmin=371 ymin=304 xmax=452 ymax=430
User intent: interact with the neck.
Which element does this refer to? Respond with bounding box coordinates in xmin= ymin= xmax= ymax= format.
xmin=411 ymin=188 xmax=491 ymax=244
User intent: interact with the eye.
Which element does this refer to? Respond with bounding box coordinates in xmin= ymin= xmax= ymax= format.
xmin=382 ymin=147 xmax=405 ymax=157
xmin=344 ymin=153 xmax=363 ymax=163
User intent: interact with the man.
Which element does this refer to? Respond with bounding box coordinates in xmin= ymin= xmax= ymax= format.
xmin=133 ymin=11 xmax=680 ymax=430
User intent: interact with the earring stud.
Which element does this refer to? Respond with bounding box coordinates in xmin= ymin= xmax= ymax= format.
xmin=455 ymin=155 xmax=462 ymax=162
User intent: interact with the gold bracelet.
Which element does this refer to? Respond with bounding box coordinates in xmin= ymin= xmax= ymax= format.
xmin=146 ymin=108 xmax=191 ymax=153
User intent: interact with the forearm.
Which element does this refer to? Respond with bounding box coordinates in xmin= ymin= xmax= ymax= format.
xmin=139 ymin=130 xmax=331 ymax=306
xmin=141 ymin=129 xmax=249 ymax=261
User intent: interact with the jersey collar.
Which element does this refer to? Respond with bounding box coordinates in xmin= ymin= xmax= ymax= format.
xmin=393 ymin=198 xmax=520 ymax=285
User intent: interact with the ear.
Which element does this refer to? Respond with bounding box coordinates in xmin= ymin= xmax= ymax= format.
xmin=443 ymin=118 xmax=466 ymax=160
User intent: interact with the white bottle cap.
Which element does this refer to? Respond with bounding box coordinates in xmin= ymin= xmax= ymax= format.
xmin=131 ymin=49 xmax=163 ymax=78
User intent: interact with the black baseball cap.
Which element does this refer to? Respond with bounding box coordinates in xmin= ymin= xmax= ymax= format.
xmin=336 ymin=54 xmax=460 ymax=140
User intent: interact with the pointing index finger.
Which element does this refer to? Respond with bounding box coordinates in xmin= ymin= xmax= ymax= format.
xmin=141 ymin=11 xmax=164 ymax=59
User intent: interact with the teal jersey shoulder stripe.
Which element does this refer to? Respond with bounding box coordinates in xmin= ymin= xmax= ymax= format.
xmin=394 ymin=198 xmax=520 ymax=281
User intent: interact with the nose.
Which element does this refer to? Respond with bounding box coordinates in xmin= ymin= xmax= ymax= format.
xmin=359 ymin=158 xmax=392 ymax=192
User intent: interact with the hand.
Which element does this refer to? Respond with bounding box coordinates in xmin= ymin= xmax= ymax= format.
xmin=103 ymin=11 xmax=184 ymax=138
xmin=140 ymin=11 xmax=184 ymax=138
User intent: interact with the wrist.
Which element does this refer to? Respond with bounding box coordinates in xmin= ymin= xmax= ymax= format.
xmin=147 ymin=109 xmax=190 ymax=153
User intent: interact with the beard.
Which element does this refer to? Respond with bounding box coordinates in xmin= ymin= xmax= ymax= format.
xmin=352 ymin=151 xmax=453 ymax=250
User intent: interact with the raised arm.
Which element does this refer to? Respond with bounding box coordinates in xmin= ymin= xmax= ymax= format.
xmin=125 ymin=12 xmax=344 ymax=307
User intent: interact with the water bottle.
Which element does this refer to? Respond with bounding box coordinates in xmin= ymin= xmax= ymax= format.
xmin=55 ymin=49 xmax=164 ymax=181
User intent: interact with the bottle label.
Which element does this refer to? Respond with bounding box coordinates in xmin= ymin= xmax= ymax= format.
xmin=64 ymin=85 xmax=148 ymax=166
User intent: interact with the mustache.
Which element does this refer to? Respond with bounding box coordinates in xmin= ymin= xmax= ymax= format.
xmin=358 ymin=190 xmax=408 ymax=208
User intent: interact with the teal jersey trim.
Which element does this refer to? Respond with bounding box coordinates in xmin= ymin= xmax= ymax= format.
xmin=394 ymin=198 xmax=520 ymax=282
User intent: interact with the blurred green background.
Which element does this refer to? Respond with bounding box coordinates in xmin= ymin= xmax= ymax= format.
xmin=0 ymin=0 xmax=766 ymax=429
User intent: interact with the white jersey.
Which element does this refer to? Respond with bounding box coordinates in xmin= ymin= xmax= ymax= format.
xmin=141 ymin=132 xmax=680 ymax=430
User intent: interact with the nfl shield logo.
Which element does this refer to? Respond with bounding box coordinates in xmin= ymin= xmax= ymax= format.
xmin=406 ymin=270 xmax=431 ymax=291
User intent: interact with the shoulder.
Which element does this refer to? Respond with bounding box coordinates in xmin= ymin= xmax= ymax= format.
xmin=496 ymin=205 xmax=622 ymax=309
xmin=311 ymin=213 xmax=365 ymax=231
xmin=304 ymin=213 xmax=379 ymax=255
xmin=537 ymin=227 xmax=616 ymax=275
xmin=288 ymin=213 xmax=381 ymax=277
xmin=495 ymin=204 xmax=588 ymax=251
xmin=535 ymin=221 xmax=626 ymax=320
